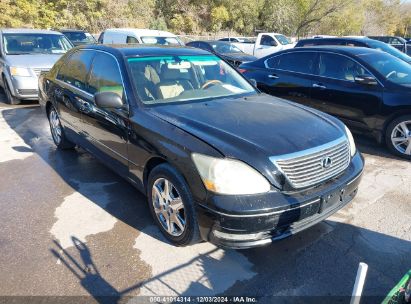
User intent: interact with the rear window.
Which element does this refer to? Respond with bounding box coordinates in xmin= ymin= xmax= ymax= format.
xmin=140 ymin=36 xmax=183 ymax=46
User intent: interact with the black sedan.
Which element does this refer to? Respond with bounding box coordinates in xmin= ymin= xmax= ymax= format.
xmin=240 ymin=46 xmax=411 ymax=159
xmin=186 ymin=40 xmax=257 ymax=67
xmin=39 ymin=45 xmax=363 ymax=249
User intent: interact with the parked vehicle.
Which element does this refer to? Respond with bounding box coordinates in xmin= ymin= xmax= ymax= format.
xmin=0 ymin=28 xmax=73 ymax=105
xmin=295 ymin=37 xmax=411 ymax=64
xmin=232 ymin=33 xmax=294 ymax=58
xmin=98 ymin=28 xmax=184 ymax=46
xmin=186 ymin=40 xmax=257 ymax=67
xmin=59 ymin=29 xmax=97 ymax=46
xmin=39 ymin=44 xmax=363 ymax=248
xmin=368 ymin=36 xmax=407 ymax=53
xmin=239 ymin=46 xmax=411 ymax=159
xmin=219 ymin=37 xmax=255 ymax=43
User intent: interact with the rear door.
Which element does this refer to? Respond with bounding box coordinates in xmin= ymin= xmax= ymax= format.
xmin=256 ymin=51 xmax=317 ymax=107
xmin=54 ymin=50 xmax=95 ymax=138
xmin=310 ymin=52 xmax=383 ymax=130
xmin=80 ymin=51 xmax=130 ymax=176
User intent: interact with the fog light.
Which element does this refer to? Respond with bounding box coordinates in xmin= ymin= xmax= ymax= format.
xmin=213 ymin=230 xmax=264 ymax=241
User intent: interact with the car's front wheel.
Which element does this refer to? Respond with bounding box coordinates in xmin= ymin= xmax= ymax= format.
xmin=147 ymin=163 xmax=201 ymax=246
xmin=386 ymin=115 xmax=411 ymax=160
xmin=48 ymin=106 xmax=75 ymax=149
xmin=3 ymin=78 xmax=20 ymax=105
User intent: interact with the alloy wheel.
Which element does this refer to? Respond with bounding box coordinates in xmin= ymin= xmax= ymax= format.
xmin=49 ymin=108 xmax=62 ymax=145
xmin=152 ymin=178 xmax=186 ymax=236
xmin=391 ymin=120 xmax=411 ymax=156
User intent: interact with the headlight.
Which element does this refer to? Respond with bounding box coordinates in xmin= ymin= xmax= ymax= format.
xmin=192 ymin=153 xmax=271 ymax=195
xmin=9 ymin=67 xmax=31 ymax=77
xmin=344 ymin=125 xmax=356 ymax=157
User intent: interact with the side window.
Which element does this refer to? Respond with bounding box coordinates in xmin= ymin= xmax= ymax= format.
xmin=277 ymin=52 xmax=316 ymax=74
xmin=260 ymin=35 xmax=277 ymax=47
xmin=57 ymin=50 xmax=94 ymax=91
xmin=126 ymin=36 xmax=139 ymax=44
xmin=199 ymin=42 xmax=213 ymax=51
xmin=98 ymin=32 xmax=104 ymax=43
xmin=88 ymin=53 xmax=124 ymax=98
xmin=318 ymin=53 xmax=370 ymax=81
xmin=266 ymin=56 xmax=280 ymax=69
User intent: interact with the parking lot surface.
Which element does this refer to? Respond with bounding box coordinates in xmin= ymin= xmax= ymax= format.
xmin=0 ymin=93 xmax=410 ymax=303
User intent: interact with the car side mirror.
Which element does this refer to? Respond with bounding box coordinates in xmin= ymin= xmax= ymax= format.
xmin=354 ymin=75 xmax=378 ymax=86
xmin=94 ymin=91 xmax=123 ymax=108
xmin=270 ymin=41 xmax=278 ymax=47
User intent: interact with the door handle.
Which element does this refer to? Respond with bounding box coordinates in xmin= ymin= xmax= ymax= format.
xmin=268 ymin=74 xmax=279 ymax=79
xmin=313 ymin=83 xmax=326 ymax=89
xmin=77 ymin=97 xmax=92 ymax=113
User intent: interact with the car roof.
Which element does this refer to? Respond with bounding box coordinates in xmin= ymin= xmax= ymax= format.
xmin=282 ymin=45 xmax=383 ymax=56
xmin=77 ymin=44 xmax=211 ymax=57
xmin=0 ymin=28 xmax=63 ymax=35
xmin=298 ymin=37 xmax=373 ymax=43
xmin=103 ymin=28 xmax=177 ymax=37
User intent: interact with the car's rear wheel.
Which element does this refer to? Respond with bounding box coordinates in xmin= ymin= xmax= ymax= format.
xmin=48 ymin=106 xmax=75 ymax=149
xmin=3 ymin=78 xmax=20 ymax=105
xmin=386 ymin=115 xmax=411 ymax=159
xmin=147 ymin=163 xmax=201 ymax=246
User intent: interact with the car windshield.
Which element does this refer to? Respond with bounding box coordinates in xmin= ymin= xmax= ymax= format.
xmin=275 ymin=34 xmax=291 ymax=45
xmin=63 ymin=31 xmax=96 ymax=43
xmin=3 ymin=33 xmax=73 ymax=55
xmin=359 ymin=52 xmax=411 ymax=85
xmin=211 ymin=42 xmax=242 ymax=54
xmin=140 ymin=36 xmax=183 ymax=46
xmin=127 ymin=55 xmax=256 ymax=104
xmin=367 ymin=39 xmax=411 ymax=63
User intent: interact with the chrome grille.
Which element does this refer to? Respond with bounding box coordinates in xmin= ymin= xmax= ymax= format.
xmin=32 ymin=68 xmax=50 ymax=77
xmin=271 ymin=137 xmax=350 ymax=189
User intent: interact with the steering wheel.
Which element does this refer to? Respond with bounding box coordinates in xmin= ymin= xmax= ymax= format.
xmin=386 ymin=71 xmax=397 ymax=79
xmin=201 ymin=80 xmax=223 ymax=90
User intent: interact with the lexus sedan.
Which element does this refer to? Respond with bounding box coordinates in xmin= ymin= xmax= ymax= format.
xmin=39 ymin=45 xmax=363 ymax=249
xmin=240 ymin=46 xmax=411 ymax=159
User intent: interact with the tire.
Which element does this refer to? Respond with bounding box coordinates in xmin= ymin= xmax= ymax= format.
xmin=385 ymin=115 xmax=411 ymax=160
xmin=3 ymin=78 xmax=20 ymax=105
xmin=147 ymin=163 xmax=201 ymax=246
xmin=48 ymin=105 xmax=75 ymax=150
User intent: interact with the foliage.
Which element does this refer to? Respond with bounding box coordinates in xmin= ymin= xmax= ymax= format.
xmin=1 ymin=0 xmax=411 ymax=37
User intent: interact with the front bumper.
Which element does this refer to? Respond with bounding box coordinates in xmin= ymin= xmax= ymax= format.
xmin=196 ymin=152 xmax=364 ymax=249
xmin=9 ymin=76 xmax=39 ymax=100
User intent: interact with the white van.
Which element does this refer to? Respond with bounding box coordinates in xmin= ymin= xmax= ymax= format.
xmin=98 ymin=28 xmax=184 ymax=46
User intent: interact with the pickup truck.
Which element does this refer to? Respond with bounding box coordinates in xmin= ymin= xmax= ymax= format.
xmin=232 ymin=33 xmax=295 ymax=58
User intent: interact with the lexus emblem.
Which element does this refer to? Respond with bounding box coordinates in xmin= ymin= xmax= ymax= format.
xmin=321 ymin=157 xmax=333 ymax=169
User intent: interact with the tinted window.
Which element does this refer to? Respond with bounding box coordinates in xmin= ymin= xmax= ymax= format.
xmin=266 ymin=56 xmax=280 ymax=68
xmin=277 ymin=52 xmax=316 ymax=74
xmin=260 ymin=35 xmax=277 ymax=47
xmin=198 ymin=42 xmax=213 ymax=51
xmin=88 ymin=53 xmax=123 ymax=98
xmin=318 ymin=53 xmax=370 ymax=81
xmin=126 ymin=36 xmax=139 ymax=44
xmin=57 ymin=50 xmax=94 ymax=91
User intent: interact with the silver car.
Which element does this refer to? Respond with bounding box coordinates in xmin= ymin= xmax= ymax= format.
xmin=0 ymin=29 xmax=73 ymax=104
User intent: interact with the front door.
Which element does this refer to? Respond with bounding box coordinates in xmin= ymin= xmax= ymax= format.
xmin=310 ymin=52 xmax=383 ymax=131
xmin=80 ymin=51 xmax=130 ymax=176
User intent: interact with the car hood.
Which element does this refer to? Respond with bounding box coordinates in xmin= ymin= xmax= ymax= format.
xmin=5 ymin=54 xmax=64 ymax=69
xmin=221 ymin=53 xmax=257 ymax=62
xmin=149 ymin=94 xmax=345 ymax=184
